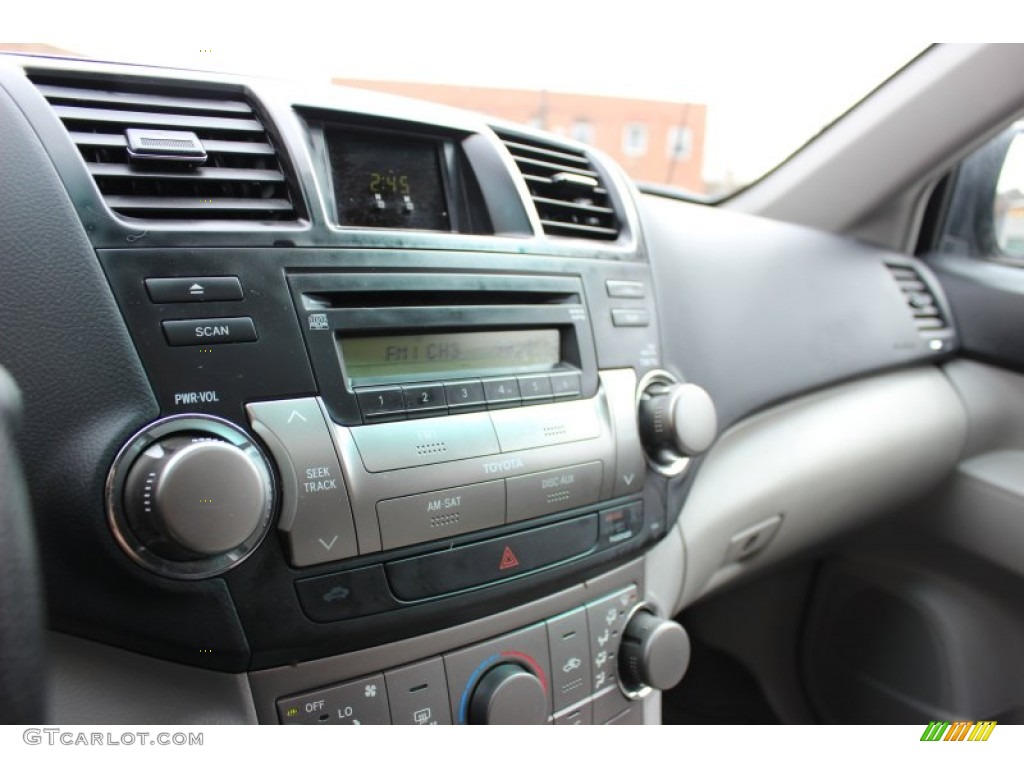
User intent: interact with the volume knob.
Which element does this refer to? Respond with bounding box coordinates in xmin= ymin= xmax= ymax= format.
xmin=109 ymin=416 xmax=275 ymax=579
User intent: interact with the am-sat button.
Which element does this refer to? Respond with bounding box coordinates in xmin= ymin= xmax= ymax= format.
xmin=376 ymin=480 xmax=506 ymax=549
xmin=163 ymin=317 xmax=257 ymax=346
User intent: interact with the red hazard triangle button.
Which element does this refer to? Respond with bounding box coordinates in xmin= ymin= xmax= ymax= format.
xmin=499 ymin=545 xmax=520 ymax=571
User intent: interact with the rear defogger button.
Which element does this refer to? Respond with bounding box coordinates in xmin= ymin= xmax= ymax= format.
xmin=247 ymin=398 xmax=359 ymax=567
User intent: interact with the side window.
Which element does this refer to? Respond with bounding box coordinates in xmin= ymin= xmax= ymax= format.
xmin=937 ymin=121 xmax=1024 ymax=261
xmin=995 ymin=130 xmax=1024 ymax=258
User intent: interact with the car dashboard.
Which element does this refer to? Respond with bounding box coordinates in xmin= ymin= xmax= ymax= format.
xmin=0 ymin=53 xmax=968 ymax=726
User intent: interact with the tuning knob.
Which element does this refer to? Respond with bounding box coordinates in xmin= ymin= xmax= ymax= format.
xmin=108 ymin=416 xmax=274 ymax=579
xmin=618 ymin=609 xmax=691 ymax=694
xmin=638 ymin=371 xmax=717 ymax=475
xmin=468 ymin=663 xmax=548 ymax=725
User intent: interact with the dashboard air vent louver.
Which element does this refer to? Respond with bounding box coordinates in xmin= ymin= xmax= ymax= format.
xmin=885 ymin=261 xmax=950 ymax=335
xmin=494 ymin=130 xmax=621 ymax=241
xmin=29 ymin=75 xmax=297 ymax=222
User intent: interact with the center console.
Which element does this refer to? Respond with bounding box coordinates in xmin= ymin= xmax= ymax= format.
xmin=98 ymin=247 xmax=691 ymax=723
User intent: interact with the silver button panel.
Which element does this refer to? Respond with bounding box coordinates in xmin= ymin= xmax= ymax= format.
xmin=248 ymin=371 xmax=642 ymax=567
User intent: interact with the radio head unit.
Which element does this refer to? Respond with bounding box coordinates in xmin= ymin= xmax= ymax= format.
xmin=290 ymin=271 xmax=599 ymax=426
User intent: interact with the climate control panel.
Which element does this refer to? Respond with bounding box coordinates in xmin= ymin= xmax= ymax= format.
xmin=275 ymin=584 xmax=689 ymax=725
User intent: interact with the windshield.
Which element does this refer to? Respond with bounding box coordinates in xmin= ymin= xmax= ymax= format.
xmin=4 ymin=11 xmax=925 ymax=200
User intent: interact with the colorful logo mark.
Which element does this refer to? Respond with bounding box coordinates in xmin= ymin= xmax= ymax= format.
xmin=920 ymin=721 xmax=997 ymax=742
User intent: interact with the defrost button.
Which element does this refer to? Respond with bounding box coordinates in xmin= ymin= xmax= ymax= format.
xmin=385 ymin=658 xmax=452 ymax=725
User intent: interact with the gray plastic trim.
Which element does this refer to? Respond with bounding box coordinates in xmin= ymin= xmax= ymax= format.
xmin=676 ymin=367 xmax=967 ymax=607
xmin=48 ymin=633 xmax=257 ymax=724
xmin=943 ymin=358 xmax=1024 ymax=457
xmin=924 ymin=359 xmax=1024 ymax=578
xmin=924 ymin=451 xmax=1024 ymax=580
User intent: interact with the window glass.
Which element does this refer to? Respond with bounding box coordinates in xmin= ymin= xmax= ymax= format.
xmin=995 ymin=128 xmax=1024 ymax=258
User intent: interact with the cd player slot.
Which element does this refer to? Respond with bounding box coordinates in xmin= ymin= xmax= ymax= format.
xmin=295 ymin=272 xmax=584 ymax=311
xmin=304 ymin=289 xmax=580 ymax=310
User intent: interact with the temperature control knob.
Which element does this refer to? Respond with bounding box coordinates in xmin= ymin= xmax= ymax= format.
xmin=108 ymin=416 xmax=274 ymax=579
xmin=619 ymin=609 xmax=691 ymax=693
xmin=638 ymin=372 xmax=717 ymax=475
xmin=468 ymin=663 xmax=548 ymax=725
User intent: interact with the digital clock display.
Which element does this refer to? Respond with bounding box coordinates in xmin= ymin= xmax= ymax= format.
xmin=339 ymin=330 xmax=561 ymax=381
xmin=327 ymin=130 xmax=450 ymax=231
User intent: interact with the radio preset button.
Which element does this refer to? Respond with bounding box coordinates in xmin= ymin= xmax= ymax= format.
xmin=490 ymin=398 xmax=602 ymax=452
xmin=350 ymin=412 xmax=500 ymax=472
xmin=506 ymin=461 xmax=604 ymax=523
xmin=483 ymin=377 xmax=521 ymax=408
xmin=356 ymin=387 xmax=406 ymax=420
xmin=549 ymin=371 xmax=582 ymax=398
xmin=376 ymin=480 xmax=506 ymax=550
xmin=517 ymin=374 xmax=554 ymax=402
xmin=444 ymin=379 xmax=486 ymax=411
xmin=402 ymin=383 xmax=446 ymax=414
xmin=385 ymin=514 xmax=598 ymax=601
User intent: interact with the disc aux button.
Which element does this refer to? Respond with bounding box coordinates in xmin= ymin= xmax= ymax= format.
xmin=506 ymin=461 xmax=603 ymax=523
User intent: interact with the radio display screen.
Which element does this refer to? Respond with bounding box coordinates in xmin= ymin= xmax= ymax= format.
xmin=340 ymin=330 xmax=561 ymax=380
xmin=327 ymin=130 xmax=450 ymax=231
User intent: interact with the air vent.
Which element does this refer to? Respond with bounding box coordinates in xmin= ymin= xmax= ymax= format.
xmin=495 ymin=130 xmax=621 ymax=241
xmin=885 ymin=261 xmax=950 ymax=335
xmin=30 ymin=75 xmax=298 ymax=222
